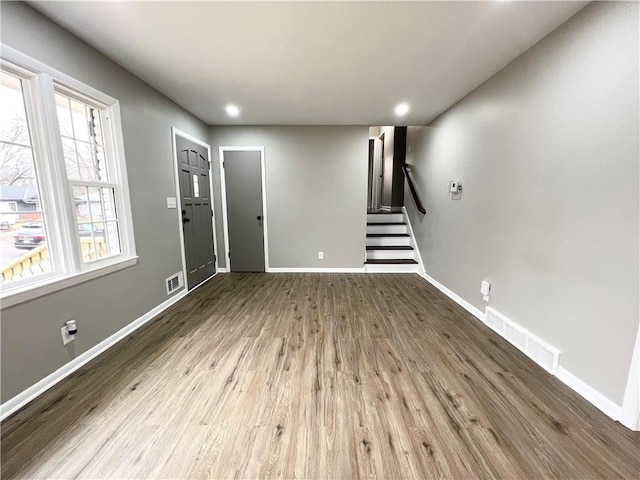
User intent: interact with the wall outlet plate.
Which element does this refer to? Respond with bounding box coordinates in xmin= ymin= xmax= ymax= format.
xmin=318 ymin=251 xmax=324 ymax=260
xmin=166 ymin=197 xmax=177 ymax=209
xmin=61 ymin=326 xmax=75 ymax=345
xmin=449 ymin=180 xmax=462 ymax=193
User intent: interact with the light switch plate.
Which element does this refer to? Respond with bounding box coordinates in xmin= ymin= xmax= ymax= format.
xmin=167 ymin=197 xmax=177 ymax=209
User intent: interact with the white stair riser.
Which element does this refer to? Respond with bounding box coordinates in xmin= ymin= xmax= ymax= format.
xmin=367 ymin=250 xmax=415 ymax=260
xmin=367 ymin=213 xmax=404 ymax=223
xmin=365 ymin=264 xmax=419 ymax=273
xmin=366 ymin=236 xmax=411 ymax=247
xmin=367 ymin=224 xmax=407 ymax=234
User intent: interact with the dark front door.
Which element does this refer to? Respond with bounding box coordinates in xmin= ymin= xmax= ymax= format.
xmin=223 ymin=150 xmax=265 ymax=272
xmin=176 ymin=135 xmax=216 ymax=288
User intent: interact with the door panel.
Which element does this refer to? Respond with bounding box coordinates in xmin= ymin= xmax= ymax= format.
xmin=176 ymin=136 xmax=216 ymax=288
xmin=224 ymin=150 xmax=265 ymax=272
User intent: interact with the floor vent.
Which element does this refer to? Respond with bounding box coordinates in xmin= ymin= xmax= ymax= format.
xmin=485 ymin=307 xmax=561 ymax=374
xmin=166 ymin=272 xmax=184 ymax=295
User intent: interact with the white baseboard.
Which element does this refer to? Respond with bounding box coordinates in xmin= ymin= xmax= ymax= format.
xmin=402 ymin=206 xmax=426 ymax=277
xmin=556 ymin=367 xmax=622 ymax=422
xmin=217 ymin=267 xmax=229 ymax=273
xmin=0 ymin=286 xmax=191 ymax=421
xmin=267 ymin=267 xmax=365 ymax=273
xmin=620 ymin=326 xmax=640 ymax=430
xmin=420 ymin=272 xmax=485 ymax=322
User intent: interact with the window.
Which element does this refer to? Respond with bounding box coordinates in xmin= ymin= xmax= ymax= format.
xmin=55 ymin=90 xmax=121 ymax=263
xmin=0 ymin=48 xmax=136 ymax=304
xmin=0 ymin=70 xmax=53 ymax=282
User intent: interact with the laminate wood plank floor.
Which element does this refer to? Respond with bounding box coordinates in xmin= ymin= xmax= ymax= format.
xmin=2 ymin=273 xmax=639 ymax=479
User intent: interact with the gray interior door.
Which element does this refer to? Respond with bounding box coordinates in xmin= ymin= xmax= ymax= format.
xmin=177 ymin=135 xmax=216 ymax=288
xmin=224 ymin=150 xmax=265 ymax=272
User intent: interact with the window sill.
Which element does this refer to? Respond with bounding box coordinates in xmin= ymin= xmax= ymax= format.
xmin=0 ymin=256 xmax=138 ymax=309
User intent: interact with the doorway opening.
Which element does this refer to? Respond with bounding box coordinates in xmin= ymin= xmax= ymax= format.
xmin=367 ymin=126 xmax=406 ymax=213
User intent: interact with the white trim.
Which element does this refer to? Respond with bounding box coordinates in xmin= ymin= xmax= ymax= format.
xmin=171 ymin=128 xmax=219 ymax=289
xmin=217 ymin=267 xmax=229 ymax=273
xmin=106 ymin=101 xmax=137 ymax=261
xmin=420 ymin=272 xmax=485 ymax=322
xmin=1 ymin=257 xmax=138 ymax=309
xmin=556 ymin=367 xmax=622 ymax=422
xmin=0 ymin=271 xmax=218 ymax=421
xmin=218 ymin=146 xmax=269 ymax=272
xmin=217 ymin=147 xmax=231 ymax=270
xmin=620 ymin=324 xmax=640 ymax=430
xmin=267 ymin=267 xmax=365 ymax=273
xmin=402 ymin=205 xmax=426 ymax=277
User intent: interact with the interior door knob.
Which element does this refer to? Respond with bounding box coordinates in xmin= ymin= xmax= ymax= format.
xmin=183 ymin=217 xmax=190 ymax=223
xmin=257 ymin=215 xmax=263 ymax=221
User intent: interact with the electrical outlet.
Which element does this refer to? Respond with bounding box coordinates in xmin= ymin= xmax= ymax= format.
xmin=61 ymin=325 xmax=75 ymax=345
xmin=448 ymin=180 xmax=462 ymax=193
xmin=318 ymin=251 xmax=324 ymax=260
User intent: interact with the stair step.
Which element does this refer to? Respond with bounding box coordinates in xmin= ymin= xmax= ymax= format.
xmin=366 ymin=233 xmax=409 ymax=238
xmin=366 ymin=246 xmax=413 ymax=250
xmin=367 ymin=209 xmax=403 ymax=214
xmin=367 ymin=234 xmax=411 ymax=247
xmin=367 ymin=222 xmax=406 ymax=226
xmin=367 ymin=213 xmax=404 ymax=223
xmin=365 ymin=259 xmax=418 ymax=265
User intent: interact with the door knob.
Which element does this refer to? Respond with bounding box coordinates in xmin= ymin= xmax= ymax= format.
xmin=183 ymin=217 xmax=190 ymax=223
xmin=257 ymin=215 xmax=262 ymax=220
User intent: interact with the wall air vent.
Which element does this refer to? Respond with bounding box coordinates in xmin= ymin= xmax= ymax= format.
xmin=166 ymin=272 xmax=184 ymax=295
xmin=485 ymin=307 xmax=561 ymax=375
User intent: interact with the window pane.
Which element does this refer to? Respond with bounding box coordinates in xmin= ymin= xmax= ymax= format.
xmin=0 ymin=213 xmax=53 ymax=284
xmin=74 ymin=185 xmax=120 ymax=264
xmin=55 ymin=94 xmax=74 ymax=138
xmin=0 ymin=72 xmax=52 ymax=285
xmin=100 ymin=188 xmax=118 ymax=221
xmin=76 ymin=141 xmax=96 ymax=181
xmin=61 ymin=137 xmax=80 ymax=180
xmin=70 ymin=99 xmax=91 ymax=143
xmin=56 ymin=92 xmax=108 ymax=182
xmin=104 ymin=221 xmax=121 ymax=257
xmin=0 ymin=73 xmax=31 ymax=146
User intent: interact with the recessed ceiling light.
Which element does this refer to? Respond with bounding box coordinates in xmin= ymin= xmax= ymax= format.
xmin=394 ymin=102 xmax=410 ymax=116
xmin=225 ymin=104 xmax=240 ymax=117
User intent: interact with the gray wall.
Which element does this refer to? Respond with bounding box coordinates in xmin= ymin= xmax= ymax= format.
xmin=405 ymin=1 xmax=639 ymax=404
xmin=210 ymin=126 xmax=369 ymax=269
xmin=1 ymin=3 xmax=209 ymax=402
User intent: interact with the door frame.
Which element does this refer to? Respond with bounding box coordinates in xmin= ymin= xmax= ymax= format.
xmin=171 ymin=127 xmax=219 ymax=288
xmin=218 ymin=146 xmax=269 ymax=272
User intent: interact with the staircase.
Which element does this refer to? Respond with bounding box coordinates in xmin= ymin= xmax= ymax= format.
xmin=365 ymin=211 xmax=420 ymax=273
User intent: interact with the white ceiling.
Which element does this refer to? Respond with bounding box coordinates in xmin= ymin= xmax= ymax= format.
xmin=30 ymin=1 xmax=588 ymax=126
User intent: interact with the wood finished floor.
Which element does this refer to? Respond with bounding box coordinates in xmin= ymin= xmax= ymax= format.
xmin=1 ymin=273 xmax=639 ymax=479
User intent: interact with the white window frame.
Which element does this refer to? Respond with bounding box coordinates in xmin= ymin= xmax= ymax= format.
xmin=0 ymin=45 xmax=137 ymax=308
